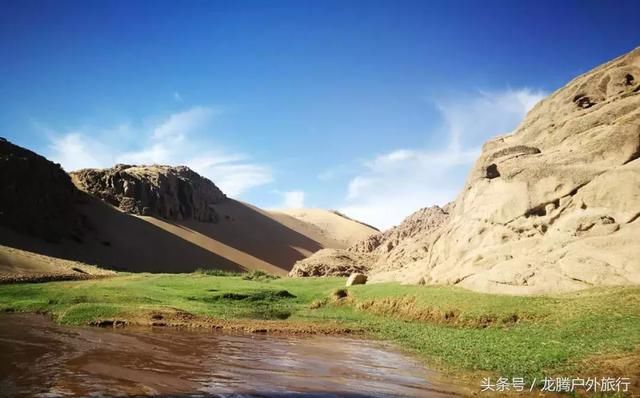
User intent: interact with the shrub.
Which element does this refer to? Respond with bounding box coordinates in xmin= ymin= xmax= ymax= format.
xmin=241 ymin=270 xmax=280 ymax=281
xmin=193 ymin=268 xmax=241 ymax=277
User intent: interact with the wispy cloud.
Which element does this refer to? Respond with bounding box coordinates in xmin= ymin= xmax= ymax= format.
xmin=173 ymin=91 xmax=183 ymax=102
xmin=281 ymin=190 xmax=305 ymax=209
xmin=338 ymin=88 xmax=546 ymax=230
xmin=150 ymin=106 xmax=215 ymax=141
xmin=45 ymin=106 xmax=273 ymax=197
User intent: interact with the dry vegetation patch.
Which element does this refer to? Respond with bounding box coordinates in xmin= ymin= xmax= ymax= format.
xmin=355 ymin=296 xmax=525 ymax=328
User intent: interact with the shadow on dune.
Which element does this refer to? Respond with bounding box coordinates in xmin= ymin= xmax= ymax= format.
xmin=177 ymin=199 xmax=325 ymax=270
xmin=0 ymin=194 xmax=244 ymax=273
xmin=0 ymin=196 xmax=324 ymax=274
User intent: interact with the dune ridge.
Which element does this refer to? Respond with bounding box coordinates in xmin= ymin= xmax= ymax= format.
xmin=0 ymin=145 xmax=376 ymax=278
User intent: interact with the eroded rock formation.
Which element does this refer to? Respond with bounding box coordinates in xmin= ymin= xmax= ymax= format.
xmin=288 ymin=248 xmax=374 ymax=277
xmin=71 ymin=165 xmax=226 ymax=222
xmin=374 ymin=47 xmax=640 ymax=294
xmin=289 ymin=205 xmax=450 ymax=277
xmin=292 ymin=48 xmax=640 ymax=294
xmin=349 ymin=205 xmax=451 ymax=271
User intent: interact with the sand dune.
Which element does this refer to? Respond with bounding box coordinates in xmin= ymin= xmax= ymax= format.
xmin=270 ymin=209 xmax=377 ymax=248
xmin=0 ymin=195 xmax=375 ymax=276
xmin=0 ymin=139 xmax=378 ymax=277
xmin=0 ymin=244 xmax=114 ymax=283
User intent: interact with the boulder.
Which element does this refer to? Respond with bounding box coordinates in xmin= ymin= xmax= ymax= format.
xmin=288 ymin=248 xmax=373 ymax=277
xmin=346 ymin=273 xmax=367 ymax=286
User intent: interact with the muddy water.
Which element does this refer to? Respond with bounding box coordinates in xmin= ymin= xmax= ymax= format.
xmin=0 ymin=314 xmax=459 ymax=397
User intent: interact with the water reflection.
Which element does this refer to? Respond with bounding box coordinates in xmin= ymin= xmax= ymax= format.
xmin=0 ymin=314 xmax=458 ymax=397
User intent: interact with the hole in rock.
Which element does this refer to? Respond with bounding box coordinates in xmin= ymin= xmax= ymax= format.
xmin=625 ymin=73 xmax=635 ymax=86
xmin=573 ymin=94 xmax=596 ymax=109
xmin=485 ymin=164 xmax=500 ymax=179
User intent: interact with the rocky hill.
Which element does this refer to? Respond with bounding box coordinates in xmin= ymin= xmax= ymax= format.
xmin=350 ymin=205 xmax=450 ymax=260
xmin=292 ymin=48 xmax=640 ymax=294
xmin=0 ymin=138 xmax=82 ymax=242
xmin=71 ymin=165 xmax=226 ymax=223
xmin=404 ymin=48 xmax=640 ymax=294
xmin=289 ymin=205 xmax=450 ymax=277
xmin=0 ymin=140 xmax=376 ymax=277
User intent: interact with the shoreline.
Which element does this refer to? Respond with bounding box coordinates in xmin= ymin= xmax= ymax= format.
xmin=3 ymin=305 xmax=363 ymax=335
xmin=0 ymin=310 xmax=476 ymax=397
xmin=0 ymin=274 xmax=638 ymax=395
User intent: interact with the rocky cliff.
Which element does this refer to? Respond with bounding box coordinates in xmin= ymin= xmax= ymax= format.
xmin=0 ymin=138 xmax=81 ymax=242
xmin=375 ymin=48 xmax=640 ymax=294
xmin=292 ymin=48 xmax=640 ymax=294
xmin=349 ymin=205 xmax=451 ymax=270
xmin=71 ymin=165 xmax=226 ymax=222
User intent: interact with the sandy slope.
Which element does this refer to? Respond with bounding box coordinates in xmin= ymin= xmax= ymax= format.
xmin=0 ymin=196 xmax=374 ymax=276
xmin=271 ymin=209 xmax=377 ymax=248
xmin=1 ymin=140 xmax=378 ymax=277
xmin=0 ymin=244 xmax=114 ymax=283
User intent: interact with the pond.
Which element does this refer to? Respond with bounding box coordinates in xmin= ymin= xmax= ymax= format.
xmin=0 ymin=314 xmax=460 ymax=397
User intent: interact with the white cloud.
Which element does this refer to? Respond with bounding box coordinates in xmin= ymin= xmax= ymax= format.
xmin=201 ymin=163 xmax=273 ymax=198
xmin=280 ymin=190 xmax=305 ymax=209
xmin=151 ymin=106 xmax=215 ymax=140
xmin=47 ymin=132 xmax=110 ymax=171
xmin=338 ymin=88 xmax=546 ymax=230
xmin=45 ymin=106 xmax=272 ymax=197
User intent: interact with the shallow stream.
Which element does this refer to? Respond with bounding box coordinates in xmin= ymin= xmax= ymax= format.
xmin=0 ymin=314 xmax=459 ymax=397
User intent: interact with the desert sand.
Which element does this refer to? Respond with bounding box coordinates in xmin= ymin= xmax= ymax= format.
xmin=270 ymin=208 xmax=378 ymax=248
xmin=0 ymin=244 xmax=114 ymax=283
xmin=0 ymin=147 xmax=377 ymax=277
xmin=0 ymin=195 xmax=376 ymax=277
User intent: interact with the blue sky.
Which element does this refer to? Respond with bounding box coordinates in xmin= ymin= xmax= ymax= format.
xmin=1 ymin=0 xmax=639 ymax=228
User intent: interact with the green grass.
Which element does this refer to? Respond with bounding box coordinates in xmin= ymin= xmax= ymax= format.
xmin=0 ymin=273 xmax=638 ymax=383
xmin=193 ymin=268 xmax=242 ymax=277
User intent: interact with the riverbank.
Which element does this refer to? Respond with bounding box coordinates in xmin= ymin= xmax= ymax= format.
xmin=0 ymin=272 xmax=638 ymax=391
xmin=0 ymin=313 xmax=457 ymax=397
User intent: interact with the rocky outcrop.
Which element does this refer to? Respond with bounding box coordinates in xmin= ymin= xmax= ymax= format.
xmin=0 ymin=138 xmax=81 ymax=242
xmin=372 ymin=47 xmax=640 ymax=294
xmin=71 ymin=165 xmax=226 ymax=222
xmin=350 ymin=206 xmax=449 ymax=254
xmin=288 ymin=248 xmax=374 ymax=277
xmin=291 ymin=48 xmax=640 ymax=294
xmin=289 ymin=205 xmax=450 ymax=277
xmin=346 ymin=273 xmax=367 ymax=286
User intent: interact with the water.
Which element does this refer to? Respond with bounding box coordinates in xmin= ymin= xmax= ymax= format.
xmin=0 ymin=314 xmax=459 ymax=397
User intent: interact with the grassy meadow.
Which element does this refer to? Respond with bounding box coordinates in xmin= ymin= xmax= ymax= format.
xmin=0 ymin=271 xmax=638 ymax=385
